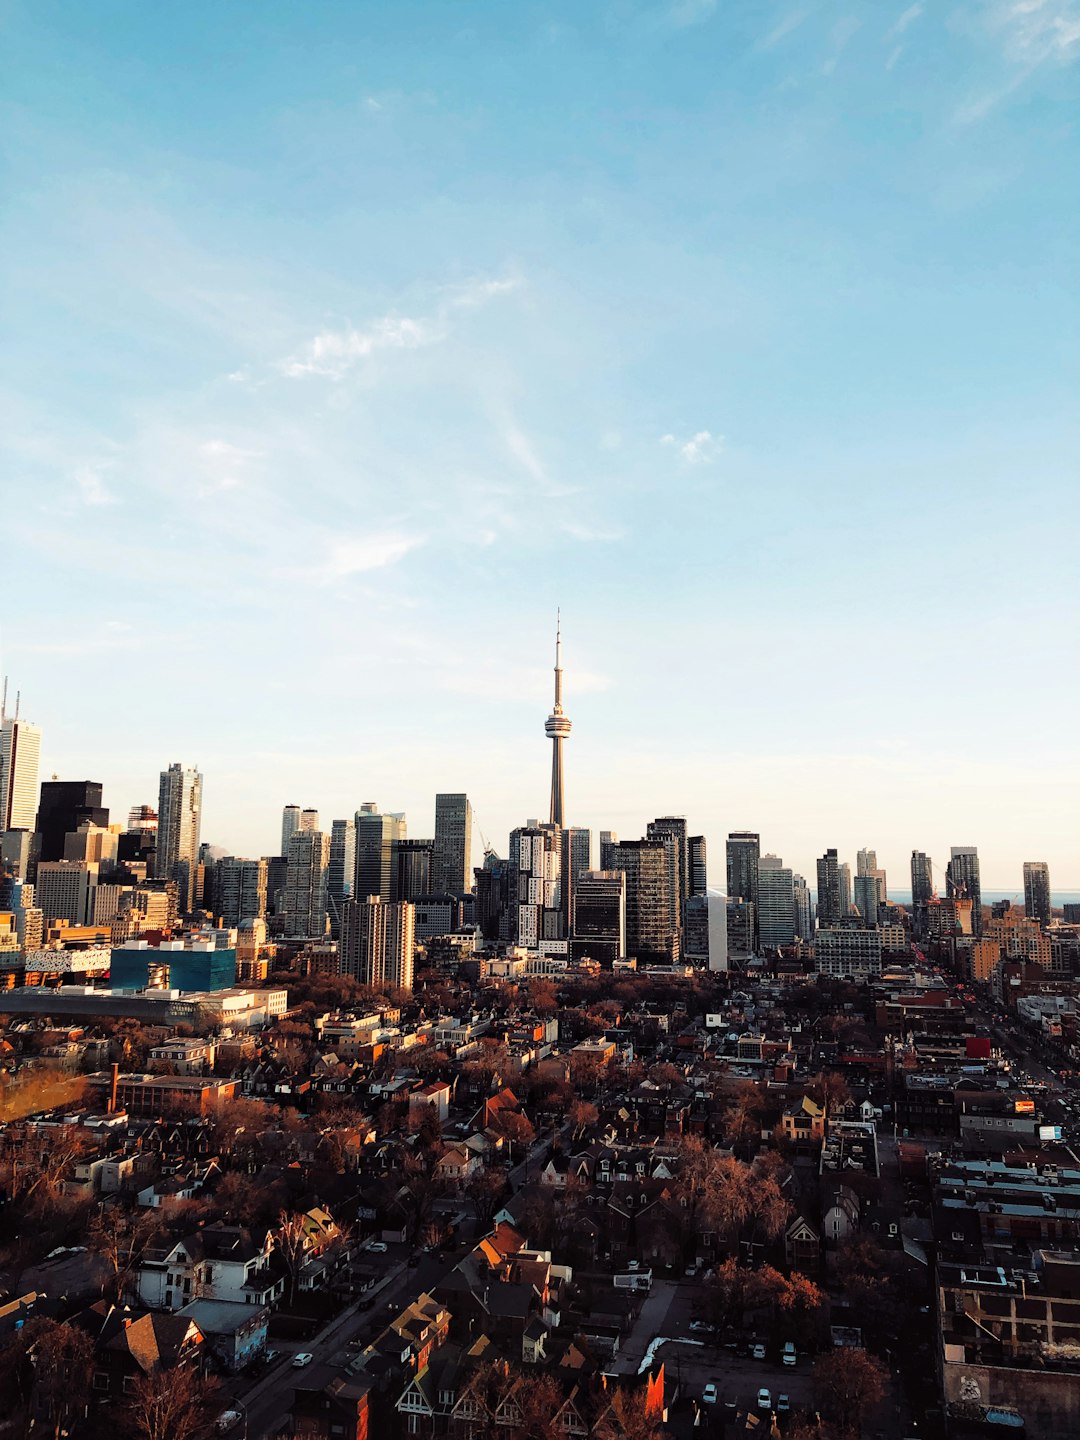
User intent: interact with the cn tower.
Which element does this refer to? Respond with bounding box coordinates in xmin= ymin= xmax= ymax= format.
xmin=545 ymin=613 xmax=572 ymax=827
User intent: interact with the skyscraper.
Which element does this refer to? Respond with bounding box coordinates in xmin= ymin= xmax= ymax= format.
xmin=757 ymin=854 xmax=795 ymax=949
xmin=544 ymin=618 xmax=572 ymax=827
xmin=509 ymin=824 xmax=561 ymax=948
xmin=911 ymin=851 xmax=934 ymax=940
xmin=599 ymin=831 xmax=619 ymax=872
xmin=688 ymin=836 xmax=708 ymax=897
xmin=572 ymin=870 xmax=626 ymax=965
xmin=433 ymin=793 xmax=473 ymax=894
xmin=354 ymin=804 xmax=406 ymax=903
xmin=391 ymin=838 xmax=435 ymax=903
xmin=647 ymin=817 xmax=687 ymax=946
xmin=284 ymin=829 xmax=329 ymax=937
xmin=37 ymin=781 xmax=109 ymax=863
xmin=613 ymin=838 xmax=675 ymax=963
xmin=853 ymin=873 xmax=882 ymax=928
xmin=946 ymin=847 xmax=982 ymax=938
xmin=792 ymin=874 xmax=813 ymax=941
xmin=327 ymin=819 xmax=356 ymax=938
xmin=815 ymin=848 xmax=844 ymax=928
xmin=1023 ymin=861 xmax=1052 ymax=930
xmin=0 ymin=696 xmax=41 ymax=834
xmin=281 ymin=805 xmax=301 ymax=855
xmin=215 ymin=858 xmax=268 ymax=927
xmin=559 ymin=825 xmax=592 ymax=936
xmin=726 ymin=831 xmax=760 ymax=942
xmin=341 ymin=895 xmax=415 ymax=992
xmin=156 ymin=763 xmax=203 ymax=912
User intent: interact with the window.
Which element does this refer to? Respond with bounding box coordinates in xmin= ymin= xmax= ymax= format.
xmin=93 ymin=1373 xmax=110 ymax=1393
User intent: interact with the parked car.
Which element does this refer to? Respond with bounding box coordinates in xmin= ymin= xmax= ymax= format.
xmin=751 ymin=1342 xmax=767 ymax=1361
xmin=292 ymin=1353 xmax=314 ymax=1368
xmin=689 ymin=1320 xmax=714 ymax=1334
xmin=702 ymin=1383 xmax=718 ymax=1405
xmin=782 ymin=1340 xmax=797 ymax=1366
xmin=216 ymin=1413 xmax=243 ymax=1434
xmin=756 ymin=1389 xmax=772 ymax=1412
xmin=367 ymin=1241 xmax=388 ymax=1253
xmin=777 ymin=1395 xmax=791 ymax=1414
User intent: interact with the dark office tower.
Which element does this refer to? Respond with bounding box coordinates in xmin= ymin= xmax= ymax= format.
xmin=215 ymin=858 xmax=268 ymax=927
xmin=647 ymin=817 xmax=686 ymax=946
xmin=815 ymin=848 xmax=844 ymax=928
xmin=572 ymin=870 xmax=626 ymax=966
xmin=946 ymin=847 xmax=983 ymax=938
xmin=433 ymin=793 xmax=472 ymax=894
xmin=689 ymin=836 xmax=708 ymax=897
xmin=1023 ymin=861 xmax=1052 ymax=930
xmin=599 ymin=831 xmax=619 ymax=872
xmin=558 ymin=826 xmax=592 ymax=937
xmin=726 ymin=831 xmax=760 ymax=942
xmin=475 ymin=851 xmax=513 ymax=942
xmin=266 ymin=855 xmax=288 ymax=915
xmin=326 ymin=819 xmax=356 ymax=939
xmin=354 ymin=804 xmax=406 ymax=904
xmin=392 ymin=838 xmax=435 ymax=903
xmin=544 ymin=619 xmax=572 ymax=827
xmin=37 ymin=781 xmax=108 ymax=863
xmin=910 ymin=851 xmax=934 ymax=940
xmin=613 ymin=839 xmax=675 ymax=963
xmin=157 ymin=764 xmax=203 ymax=913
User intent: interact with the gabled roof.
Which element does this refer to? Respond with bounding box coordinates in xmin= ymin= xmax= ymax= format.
xmin=104 ymin=1312 xmax=203 ymax=1373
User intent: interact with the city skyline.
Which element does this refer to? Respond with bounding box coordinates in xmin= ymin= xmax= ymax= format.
xmin=3 ymin=3 xmax=1078 ymax=889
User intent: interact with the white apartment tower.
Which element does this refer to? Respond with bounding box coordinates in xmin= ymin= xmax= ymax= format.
xmin=156 ymin=763 xmax=203 ymax=913
xmin=0 ymin=688 xmax=42 ymax=833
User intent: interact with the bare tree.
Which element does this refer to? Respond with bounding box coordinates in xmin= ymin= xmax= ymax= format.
xmin=27 ymin=1318 xmax=94 ymax=1440
xmin=122 ymin=1362 xmax=222 ymax=1440
xmin=813 ymin=1348 xmax=887 ymax=1437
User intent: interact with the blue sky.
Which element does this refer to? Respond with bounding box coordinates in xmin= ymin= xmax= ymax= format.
xmin=2 ymin=0 xmax=1078 ymax=889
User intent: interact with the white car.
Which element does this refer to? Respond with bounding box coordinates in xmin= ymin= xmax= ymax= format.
xmin=702 ymin=1383 xmax=718 ymax=1405
xmin=367 ymin=1241 xmax=388 ymax=1253
xmin=751 ymin=1342 xmax=767 ymax=1360
xmin=292 ymin=1352 xmax=314 ymax=1368
xmin=782 ymin=1340 xmax=797 ymax=1366
xmin=757 ymin=1388 xmax=772 ymax=1411
xmin=216 ymin=1413 xmax=243 ymax=1434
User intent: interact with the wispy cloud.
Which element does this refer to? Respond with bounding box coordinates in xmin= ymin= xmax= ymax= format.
xmin=758 ymin=7 xmax=812 ymax=50
xmin=562 ymin=520 xmax=624 ymax=543
xmin=887 ymin=3 xmax=924 ymax=41
xmin=196 ymin=439 xmax=263 ymax=493
xmin=504 ymin=424 xmax=548 ymax=483
xmin=73 ymin=463 xmax=116 ymax=506
xmin=987 ymin=0 xmax=1080 ymax=65
xmin=666 ymin=0 xmax=717 ymax=28
xmin=279 ymin=315 xmax=439 ymax=379
xmin=296 ymin=531 xmax=424 ymax=585
xmin=660 ymin=429 xmax=723 ymax=465
xmin=276 ymin=272 xmax=521 ymax=380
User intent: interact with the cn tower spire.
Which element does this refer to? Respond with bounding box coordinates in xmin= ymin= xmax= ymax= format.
xmin=545 ymin=611 xmax=572 ymax=827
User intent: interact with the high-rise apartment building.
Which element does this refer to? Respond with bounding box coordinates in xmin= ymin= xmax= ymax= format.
xmin=854 ymin=872 xmax=882 ymax=928
xmin=326 ymin=819 xmax=356 ymax=938
xmin=647 ymin=817 xmax=688 ymax=946
xmin=946 ymin=847 xmax=982 ymax=938
xmin=792 ymin=874 xmax=813 ymax=941
xmin=726 ymin=832 xmax=760 ymax=945
xmin=572 ymin=869 xmax=626 ymax=966
xmin=341 ymin=895 xmax=415 ymax=993
xmin=757 ymin=855 xmax=795 ymax=949
xmin=509 ymin=824 xmax=561 ymax=949
xmin=354 ymin=804 xmax=406 ymax=904
xmin=599 ymin=831 xmax=619 ymax=872
xmin=433 ymin=794 xmax=472 ymax=894
xmin=0 ymin=702 xmax=41 ymax=834
xmin=284 ymin=829 xmax=329 ymax=938
xmin=157 ymin=764 xmax=203 ymax=913
xmin=838 ymin=862 xmax=853 ymax=919
xmin=613 ymin=839 xmax=675 ymax=963
xmin=215 ymin=858 xmax=268 ymax=928
xmin=559 ymin=825 xmax=592 ymax=936
xmin=1023 ymin=861 xmax=1052 ymax=930
xmin=910 ymin=851 xmax=934 ymax=940
xmin=816 ymin=848 xmax=845 ymax=928
xmin=475 ymin=851 xmax=514 ymax=943
xmin=64 ymin=823 xmax=118 ymax=869
xmin=281 ymin=805 xmax=319 ymax=856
